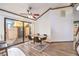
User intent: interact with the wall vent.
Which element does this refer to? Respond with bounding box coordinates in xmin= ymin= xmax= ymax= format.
xmin=60 ymin=10 xmax=66 ymax=17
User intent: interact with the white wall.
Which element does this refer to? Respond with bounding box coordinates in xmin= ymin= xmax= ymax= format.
xmin=35 ymin=7 xmax=73 ymax=42
xmin=35 ymin=11 xmax=51 ymax=41
xmin=30 ymin=21 xmax=36 ymax=34
xmin=51 ymin=7 xmax=73 ymax=42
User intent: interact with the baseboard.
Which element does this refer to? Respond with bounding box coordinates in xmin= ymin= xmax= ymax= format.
xmin=45 ymin=41 xmax=73 ymax=44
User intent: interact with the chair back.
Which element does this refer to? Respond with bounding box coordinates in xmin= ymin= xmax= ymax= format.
xmin=37 ymin=33 xmax=40 ymax=36
xmin=44 ymin=34 xmax=47 ymax=37
xmin=33 ymin=36 xmax=41 ymax=43
xmin=42 ymin=34 xmax=47 ymax=40
xmin=28 ymin=35 xmax=32 ymax=40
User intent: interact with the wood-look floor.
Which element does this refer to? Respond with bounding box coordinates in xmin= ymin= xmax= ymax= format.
xmin=9 ymin=42 xmax=76 ymax=56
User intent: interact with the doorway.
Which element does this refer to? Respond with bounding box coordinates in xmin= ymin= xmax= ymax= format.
xmin=4 ymin=18 xmax=31 ymax=46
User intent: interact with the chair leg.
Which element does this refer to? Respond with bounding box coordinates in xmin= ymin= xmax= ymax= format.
xmin=5 ymin=48 xmax=8 ymax=56
xmin=40 ymin=41 xmax=43 ymax=48
xmin=33 ymin=40 xmax=35 ymax=44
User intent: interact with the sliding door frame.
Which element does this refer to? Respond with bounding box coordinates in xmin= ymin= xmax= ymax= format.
xmin=4 ymin=17 xmax=31 ymax=46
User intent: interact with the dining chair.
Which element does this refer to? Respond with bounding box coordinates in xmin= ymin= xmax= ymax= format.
xmin=33 ymin=36 xmax=48 ymax=51
xmin=27 ymin=35 xmax=33 ymax=40
xmin=27 ymin=35 xmax=33 ymax=44
xmin=33 ymin=36 xmax=42 ymax=44
xmin=42 ymin=34 xmax=47 ymax=40
xmin=37 ymin=33 xmax=40 ymax=36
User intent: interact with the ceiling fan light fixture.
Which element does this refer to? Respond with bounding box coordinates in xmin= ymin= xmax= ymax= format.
xmin=76 ymin=5 xmax=79 ymax=11
xmin=27 ymin=15 xmax=34 ymax=19
xmin=21 ymin=6 xmax=39 ymax=20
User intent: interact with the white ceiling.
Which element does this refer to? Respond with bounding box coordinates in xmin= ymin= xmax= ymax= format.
xmin=0 ymin=3 xmax=70 ymax=17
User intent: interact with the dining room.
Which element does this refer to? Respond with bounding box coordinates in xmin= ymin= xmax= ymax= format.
xmin=0 ymin=3 xmax=77 ymax=56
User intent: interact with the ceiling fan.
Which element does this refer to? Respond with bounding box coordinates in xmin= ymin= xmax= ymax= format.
xmin=21 ymin=7 xmax=40 ymax=19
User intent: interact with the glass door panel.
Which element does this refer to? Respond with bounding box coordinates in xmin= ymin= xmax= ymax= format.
xmin=24 ymin=22 xmax=30 ymax=42
xmin=6 ymin=19 xmax=23 ymax=46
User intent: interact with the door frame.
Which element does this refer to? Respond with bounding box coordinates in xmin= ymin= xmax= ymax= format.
xmin=4 ymin=17 xmax=31 ymax=46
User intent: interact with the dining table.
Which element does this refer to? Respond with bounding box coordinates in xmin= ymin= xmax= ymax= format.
xmin=31 ymin=34 xmax=46 ymax=40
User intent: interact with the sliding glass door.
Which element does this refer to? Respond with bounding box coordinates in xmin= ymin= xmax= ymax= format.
xmin=5 ymin=19 xmax=24 ymax=46
xmin=24 ymin=22 xmax=31 ymax=42
xmin=5 ymin=18 xmax=30 ymax=46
